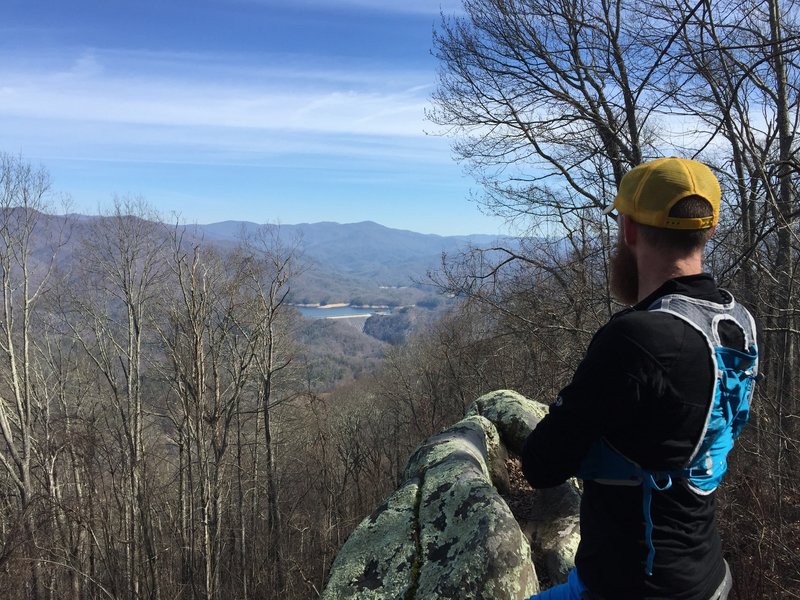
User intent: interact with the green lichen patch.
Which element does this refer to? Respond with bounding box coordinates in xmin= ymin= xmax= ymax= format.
xmin=467 ymin=390 xmax=550 ymax=455
xmin=321 ymin=478 xmax=421 ymax=600
xmin=403 ymin=416 xmax=495 ymax=483
xmin=416 ymin=456 xmax=538 ymax=599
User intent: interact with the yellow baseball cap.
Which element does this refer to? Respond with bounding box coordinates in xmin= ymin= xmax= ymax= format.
xmin=604 ymin=157 xmax=720 ymax=229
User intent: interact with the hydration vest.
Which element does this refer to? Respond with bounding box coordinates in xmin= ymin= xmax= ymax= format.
xmin=576 ymin=291 xmax=759 ymax=576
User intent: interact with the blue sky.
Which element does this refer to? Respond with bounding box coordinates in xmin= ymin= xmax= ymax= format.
xmin=0 ymin=0 xmax=509 ymax=236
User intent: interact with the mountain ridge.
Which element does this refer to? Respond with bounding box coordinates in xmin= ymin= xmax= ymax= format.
xmin=22 ymin=211 xmax=518 ymax=305
xmin=198 ymin=219 xmax=505 ymax=247
xmin=194 ymin=219 xmax=515 ymax=294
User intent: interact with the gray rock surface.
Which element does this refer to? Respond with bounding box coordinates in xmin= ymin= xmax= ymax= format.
xmin=322 ymin=390 xmax=581 ymax=599
xmin=321 ymin=478 xmax=420 ymax=599
xmin=466 ymin=389 xmax=549 ymax=455
xmin=517 ymin=482 xmax=582 ymax=585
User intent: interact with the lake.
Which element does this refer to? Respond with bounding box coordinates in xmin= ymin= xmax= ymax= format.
xmin=294 ymin=305 xmax=391 ymax=319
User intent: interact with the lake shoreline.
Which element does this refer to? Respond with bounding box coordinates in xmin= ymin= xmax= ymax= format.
xmin=292 ymin=303 xmax=395 ymax=320
xmin=291 ymin=302 xmax=392 ymax=310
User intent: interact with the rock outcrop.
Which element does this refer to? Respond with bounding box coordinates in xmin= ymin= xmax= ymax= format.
xmin=321 ymin=390 xmax=581 ymax=600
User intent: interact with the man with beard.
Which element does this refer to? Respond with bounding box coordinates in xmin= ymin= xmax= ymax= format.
xmin=521 ymin=157 xmax=759 ymax=600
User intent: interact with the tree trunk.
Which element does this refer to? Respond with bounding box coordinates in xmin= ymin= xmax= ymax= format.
xmin=263 ymin=373 xmax=284 ymax=595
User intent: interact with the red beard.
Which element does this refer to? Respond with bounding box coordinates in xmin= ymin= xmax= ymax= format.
xmin=610 ymin=235 xmax=639 ymax=305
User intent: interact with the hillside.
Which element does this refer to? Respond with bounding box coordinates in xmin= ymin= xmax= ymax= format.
xmin=16 ymin=213 xmax=513 ymax=307
xmin=197 ymin=219 xmax=515 ymax=305
xmin=19 ymin=209 xmax=512 ymax=381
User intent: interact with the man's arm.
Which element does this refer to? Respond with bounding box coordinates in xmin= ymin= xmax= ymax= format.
xmin=521 ymin=315 xmax=657 ymax=488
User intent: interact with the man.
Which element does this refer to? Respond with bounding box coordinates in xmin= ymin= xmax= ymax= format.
xmin=521 ymin=158 xmax=759 ymax=599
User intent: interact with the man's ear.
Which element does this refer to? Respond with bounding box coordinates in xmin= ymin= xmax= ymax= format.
xmin=622 ymin=215 xmax=638 ymax=246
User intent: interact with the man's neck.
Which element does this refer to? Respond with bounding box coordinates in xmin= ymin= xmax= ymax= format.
xmin=636 ymin=252 xmax=704 ymax=303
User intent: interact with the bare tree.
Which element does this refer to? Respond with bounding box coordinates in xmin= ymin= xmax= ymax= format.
xmin=66 ymin=197 xmax=167 ymax=600
xmin=429 ymin=0 xmax=676 ymax=232
xmin=156 ymin=226 xmax=260 ymax=600
xmin=0 ymin=153 xmax=69 ymax=599
xmin=239 ymin=225 xmax=303 ymax=597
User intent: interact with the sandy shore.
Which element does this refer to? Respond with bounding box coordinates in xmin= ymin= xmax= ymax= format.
xmin=292 ymin=303 xmax=391 ymax=310
xmin=294 ymin=302 xmax=350 ymax=309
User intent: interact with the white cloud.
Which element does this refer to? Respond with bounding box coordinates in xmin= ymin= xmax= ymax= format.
xmin=0 ymin=50 xmax=432 ymax=138
xmin=235 ymin=0 xmax=464 ymax=16
xmin=0 ymin=47 xmax=455 ymax=171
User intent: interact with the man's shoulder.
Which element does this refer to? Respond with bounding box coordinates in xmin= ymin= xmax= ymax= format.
xmin=580 ymin=309 xmax=697 ymax=377
xmin=603 ymin=307 xmax=688 ymax=344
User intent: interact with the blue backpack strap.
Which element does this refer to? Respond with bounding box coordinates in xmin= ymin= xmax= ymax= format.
xmin=649 ymin=292 xmax=758 ymax=494
xmin=642 ymin=472 xmax=673 ymax=576
xmin=576 ymin=439 xmax=642 ymax=485
xmin=685 ymin=344 xmax=758 ymax=493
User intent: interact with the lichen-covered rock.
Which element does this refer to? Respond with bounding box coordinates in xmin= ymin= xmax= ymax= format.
xmin=466 ymin=392 xmax=580 ymax=585
xmin=405 ymin=415 xmax=536 ymax=598
xmin=323 ymin=413 xmax=538 ymax=599
xmin=322 ymin=390 xmax=580 ymax=599
xmin=415 ymin=438 xmax=537 ymax=598
xmin=403 ymin=416 xmax=496 ymax=483
xmin=521 ymin=482 xmax=582 ymax=584
xmin=403 ymin=415 xmax=510 ymax=494
xmin=320 ymin=478 xmax=420 ymax=600
xmin=466 ymin=390 xmax=549 ymax=455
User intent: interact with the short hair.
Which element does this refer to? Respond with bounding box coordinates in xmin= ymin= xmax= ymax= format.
xmin=636 ymin=196 xmax=714 ymax=254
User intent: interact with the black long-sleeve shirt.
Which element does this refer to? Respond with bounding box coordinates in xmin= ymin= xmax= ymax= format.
xmin=522 ymin=274 xmax=747 ymax=599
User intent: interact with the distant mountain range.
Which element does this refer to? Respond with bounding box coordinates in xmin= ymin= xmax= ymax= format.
xmin=19 ymin=212 xmax=518 ymax=306
xmin=197 ymin=220 xmax=513 ymax=289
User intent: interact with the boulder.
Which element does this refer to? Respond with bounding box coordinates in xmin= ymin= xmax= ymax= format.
xmin=517 ymin=482 xmax=582 ymax=585
xmin=321 ymin=478 xmax=421 ymax=599
xmin=409 ymin=416 xmax=536 ymax=598
xmin=466 ymin=390 xmax=580 ymax=584
xmin=322 ymin=390 xmax=581 ymax=599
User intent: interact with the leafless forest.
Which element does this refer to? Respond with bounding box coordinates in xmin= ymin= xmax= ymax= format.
xmin=2 ymin=0 xmax=800 ymax=598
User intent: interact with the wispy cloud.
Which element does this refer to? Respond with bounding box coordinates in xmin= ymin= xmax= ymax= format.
xmin=0 ymin=47 xmax=445 ymax=168
xmin=2 ymin=50 xmax=431 ymax=132
xmin=236 ymin=0 xmax=464 ymax=16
